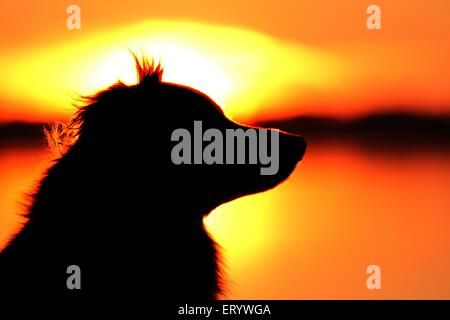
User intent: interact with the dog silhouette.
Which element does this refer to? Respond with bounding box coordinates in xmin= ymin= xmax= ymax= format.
xmin=0 ymin=55 xmax=306 ymax=301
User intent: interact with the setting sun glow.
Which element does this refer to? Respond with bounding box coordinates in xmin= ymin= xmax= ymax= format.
xmin=1 ymin=0 xmax=450 ymax=300
xmin=0 ymin=20 xmax=346 ymax=123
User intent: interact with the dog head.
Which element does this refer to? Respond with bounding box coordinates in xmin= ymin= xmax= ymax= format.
xmin=56 ymin=55 xmax=306 ymax=216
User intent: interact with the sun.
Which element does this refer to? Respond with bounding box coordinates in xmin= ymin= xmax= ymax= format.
xmin=0 ymin=20 xmax=346 ymax=123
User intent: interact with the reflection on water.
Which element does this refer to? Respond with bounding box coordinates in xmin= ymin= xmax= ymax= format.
xmin=0 ymin=140 xmax=51 ymax=249
xmin=207 ymin=141 xmax=450 ymax=299
xmin=1 ymin=139 xmax=449 ymax=298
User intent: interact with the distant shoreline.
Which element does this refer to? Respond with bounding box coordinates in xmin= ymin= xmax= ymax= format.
xmin=1 ymin=112 xmax=449 ymax=151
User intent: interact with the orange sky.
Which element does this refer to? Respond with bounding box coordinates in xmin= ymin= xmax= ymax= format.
xmin=1 ymin=1 xmax=450 ymax=299
xmin=0 ymin=0 xmax=449 ymax=122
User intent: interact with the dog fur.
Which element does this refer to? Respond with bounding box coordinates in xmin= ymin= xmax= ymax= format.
xmin=0 ymin=55 xmax=306 ymax=301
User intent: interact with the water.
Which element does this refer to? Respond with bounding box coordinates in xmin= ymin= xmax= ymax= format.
xmin=1 ymin=139 xmax=449 ymax=298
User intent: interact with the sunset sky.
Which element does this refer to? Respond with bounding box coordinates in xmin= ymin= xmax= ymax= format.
xmin=1 ymin=1 xmax=450 ymax=300
xmin=0 ymin=0 xmax=449 ymax=122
